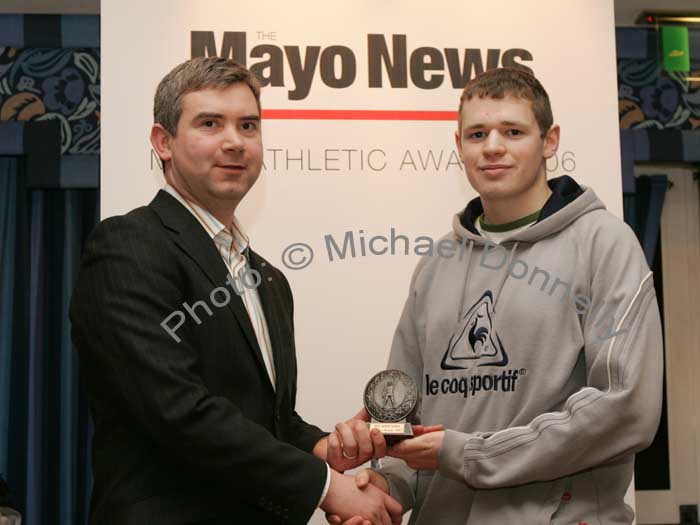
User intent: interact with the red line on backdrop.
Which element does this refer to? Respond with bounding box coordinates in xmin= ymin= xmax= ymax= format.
xmin=261 ymin=109 xmax=458 ymax=121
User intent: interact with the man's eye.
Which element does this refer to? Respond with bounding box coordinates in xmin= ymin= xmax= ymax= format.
xmin=202 ymin=120 xmax=217 ymax=128
xmin=469 ymin=131 xmax=485 ymax=139
xmin=241 ymin=121 xmax=257 ymax=131
xmin=506 ymin=129 xmax=522 ymax=136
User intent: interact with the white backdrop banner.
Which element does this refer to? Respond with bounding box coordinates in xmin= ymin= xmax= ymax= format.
xmin=102 ymin=1 xmax=622 ymax=522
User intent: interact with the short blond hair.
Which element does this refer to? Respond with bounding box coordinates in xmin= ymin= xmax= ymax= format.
xmin=153 ymin=57 xmax=261 ymax=136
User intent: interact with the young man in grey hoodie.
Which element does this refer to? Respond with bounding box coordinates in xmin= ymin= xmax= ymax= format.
xmin=330 ymin=68 xmax=663 ymax=525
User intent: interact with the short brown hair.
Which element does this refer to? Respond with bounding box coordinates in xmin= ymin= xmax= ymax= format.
xmin=153 ymin=57 xmax=261 ymax=136
xmin=458 ymin=67 xmax=553 ymax=137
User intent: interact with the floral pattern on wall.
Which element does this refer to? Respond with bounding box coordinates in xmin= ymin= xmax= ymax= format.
xmin=618 ymin=58 xmax=700 ymax=130
xmin=0 ymin=46 xmax=100 ymax=154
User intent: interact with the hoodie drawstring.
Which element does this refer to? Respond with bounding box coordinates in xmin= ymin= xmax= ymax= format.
xmin=456 ymin=240 xmax=520 ymax=321
xmin=493 ymin=241 xmax=520 ymax=309
xmin=456 ymin=238 xmax=475 ymax=323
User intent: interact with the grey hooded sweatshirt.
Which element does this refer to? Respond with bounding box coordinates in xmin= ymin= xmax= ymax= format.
xmin=379 ymin=176 xmax=663 ymax=524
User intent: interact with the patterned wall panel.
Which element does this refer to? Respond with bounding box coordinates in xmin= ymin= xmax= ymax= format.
xmin=0 ymin=47 xmax=100 ymax=154
xmin=617 ymin=27 xmax=700 ymax=131
xmin=618 ymin=61 xmax=700 ymax=130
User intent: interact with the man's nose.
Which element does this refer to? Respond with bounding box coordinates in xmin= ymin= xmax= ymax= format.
xmin=222 ymin=126 xmax=245 ymax=151
xmin=483 ymin=130 xmax=505 ymax=156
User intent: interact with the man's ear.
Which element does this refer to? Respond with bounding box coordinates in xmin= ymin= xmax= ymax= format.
xmin=543 ymin=124 xmax=560 ymax=160
xmin=150 ymin=123 xmax=173 ymax=164
xmin=454 ymin=128 xmax=463 ymax=157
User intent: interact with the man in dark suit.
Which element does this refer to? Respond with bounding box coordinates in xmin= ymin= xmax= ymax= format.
xmin=70 ymin=57 xmax=401 ymax=525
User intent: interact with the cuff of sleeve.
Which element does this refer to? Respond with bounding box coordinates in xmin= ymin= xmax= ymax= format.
xmin=297 ymin=429 xmax=331 ymax=454
xmin=375 ymin=457 xmax=417 ymax=511
xmin=438 ymin=429 xmax=468 ymax=483
xmin=317 ymin=463 xmax=331 ymax=508
xmin=383 ymin=472 xmax=414 ymax=511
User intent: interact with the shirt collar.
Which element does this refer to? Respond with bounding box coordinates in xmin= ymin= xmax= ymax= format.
xmin=163 ymin=184 xmax=250 ymax=254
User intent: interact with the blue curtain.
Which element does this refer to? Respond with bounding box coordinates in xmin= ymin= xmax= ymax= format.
xmin=0 ymin=158 xmax=18 ymax=478
xmin=623 ymin=173 xmax=670 ymax=491
xmin=0 ymin=156 xmax=97 ymax=525
xmin=623 ymin=174 xmax=668 ymax=266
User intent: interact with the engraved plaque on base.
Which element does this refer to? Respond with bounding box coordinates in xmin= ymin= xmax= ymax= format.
xmin=363 ymin=369 xmax=418 ymax=445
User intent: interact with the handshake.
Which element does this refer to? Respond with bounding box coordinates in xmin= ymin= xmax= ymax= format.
xmin=315 ymin=408 xmax=445 ymax=525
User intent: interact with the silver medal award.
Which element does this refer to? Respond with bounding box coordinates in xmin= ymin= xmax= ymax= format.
xmin=363 ymin=369 xmax=418 ymax=444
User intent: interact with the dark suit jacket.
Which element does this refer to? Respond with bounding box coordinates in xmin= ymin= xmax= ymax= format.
xmin=70 ymin=190 xmax=328 ymax=525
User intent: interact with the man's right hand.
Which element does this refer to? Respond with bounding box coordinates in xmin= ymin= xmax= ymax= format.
xmin=325 ymin=470 xmax=392 ymax=525
xmin=321 ymin=469 xmax=401 ymax=525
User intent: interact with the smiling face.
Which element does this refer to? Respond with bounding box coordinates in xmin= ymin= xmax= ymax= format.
xmin=151 ymin=82 xmax=263 ymax=220
xmin=455 ymin=95 xmax=559 ymax=215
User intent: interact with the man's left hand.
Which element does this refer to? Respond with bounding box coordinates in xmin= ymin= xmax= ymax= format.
xmin=326 ymin=408 xmax=386 ymax=472
xmin=387 ymin=430 xmax=445 ymax=470
xmin=314 ymin=409 xmax=446 ymax=472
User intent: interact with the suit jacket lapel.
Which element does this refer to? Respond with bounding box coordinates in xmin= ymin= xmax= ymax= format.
xmin=248 ymin=251 xmax=285 ymax=394
xmin=149 ymin=191 xmax=268 ymax=379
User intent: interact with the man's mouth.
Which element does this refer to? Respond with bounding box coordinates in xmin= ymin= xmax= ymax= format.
xmin=479 ymin=164 xmax=512 ymax=175
xmin=217 ymin=164 xmax=246 ymax=171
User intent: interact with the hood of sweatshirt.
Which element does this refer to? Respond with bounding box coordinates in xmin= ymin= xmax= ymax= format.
xmin=453 ymin=175 xmax=606 ymax=245
xmin=445 ymin=176 xmax=609 ymax=351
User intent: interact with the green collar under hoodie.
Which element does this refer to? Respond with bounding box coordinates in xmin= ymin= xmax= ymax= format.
xmin=378 ymin=176 xmax=663 ymax=525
